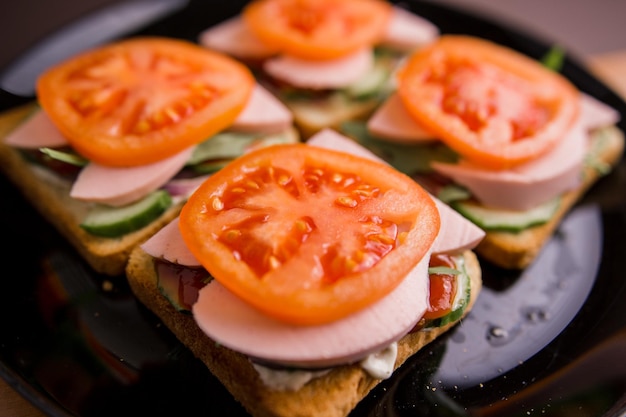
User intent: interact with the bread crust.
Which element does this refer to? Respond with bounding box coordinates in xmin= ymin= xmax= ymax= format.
xmin=476 ymin=125 xmax=625 ymax=269
xmin=126 ymin=247 xmax=482 ymax=417
xmin=0 ymin=104 xmax=185 ymax=275
xmin=3 ymin=100 xmax=622 ymax=274
xmin=0 ymin=104 xmax=299 ymax=276
xmin=313 ymin=101 xmax=623 ymax=269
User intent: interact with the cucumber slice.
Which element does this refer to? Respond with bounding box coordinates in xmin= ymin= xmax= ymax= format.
xmin=424 ymin=255 xmax=470 ymax=329
xmin=343 ymin=61 xmax=391 ymax=100
xmin=437 ymin=184 xmax=472 ymax=204
xmin=452 ymin=197 xmax=561 ymax=233
xmin=40 ymin=147 xmax=88 ymax=166
xmin=81 ymin=190 xmax=172 ymax=237
xmin=341 ymin=50 xmax=401 ymax=101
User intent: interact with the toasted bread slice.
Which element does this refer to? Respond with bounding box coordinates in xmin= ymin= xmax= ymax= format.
xmin=476 ymin=125 xmax=624 ymax=269
xmin=283 ymin=94 xmax=383 ymax=139
xmin=0 ymin=103 xmax=299 ymax=276
xmin=125 ymin=246 xmax=482 ymax=417
xmin=0 ymin=104 xmax=186 ymax=275
xmin=257 ymin=47 xmax=403 ymax=139
xmin=340 ymin=119 xmax=624 ymax=270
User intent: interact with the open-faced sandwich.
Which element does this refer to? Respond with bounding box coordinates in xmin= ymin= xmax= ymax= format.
xmin=198 ymin=0 xmax=439 ymax=138
xmin=126 ymin=128 xmax=485 ymax=417
xmin=340 ymin=35 xmax=625 ymax=269
xmin=0 ymin=36 xmax=298 ymax=276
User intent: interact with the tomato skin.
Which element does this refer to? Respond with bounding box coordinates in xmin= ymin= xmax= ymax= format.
xmin=423 ymin=254 xmax=457 ymax=320
xmin=397 ymin=35 xmax=580 ymax=169
xmin=36 ymin=37 xmax=255 ymax=167
xmin=179 ymin=144 xmax=440 ymax=325
xmin=242 ymin=0 xmax=392 ymax=60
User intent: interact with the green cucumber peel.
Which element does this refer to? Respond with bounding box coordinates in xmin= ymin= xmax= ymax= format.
xmin=276 ymin=51 xmax=398 ymax=102
xmin=437 ymin=184 xmax=472 ymax=204
xmin=452 ymin=197 xmax=561 ymax=233
xmin=342 ymin=59 xmax=392 ymax=101
xmin=342 ymin=50 xmax=399 ymax=101
xmin=80 ymin=190 xmax=172 ymax=237
xmin=40 ymin=147 xmax=88 ymax=167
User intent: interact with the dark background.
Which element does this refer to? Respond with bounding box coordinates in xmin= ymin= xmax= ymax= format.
xmin=2 ymin=0 xmax=626 ymax=75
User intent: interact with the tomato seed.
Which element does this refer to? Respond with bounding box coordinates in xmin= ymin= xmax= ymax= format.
xmin=134 ymin=119 xmax=151 ymax=134
xmin=336 ymin=196 xmax=358 ymax=208
xmin=267 ymin=255 xmax=281 ymax=270
xmin=246 ymin=180 xmax=260 ymax=190
xmin=224 ymin=229 xmax=241 ymax=241
xmin=344 ymin=257 xmax=358 ymax=272
xmin=295 ymin=219 xmax=311 ymax=232
xmin=211 ymin=197 xmax=224 ymax=211
xmin=277 ymin=174 xmax=291 ymax=186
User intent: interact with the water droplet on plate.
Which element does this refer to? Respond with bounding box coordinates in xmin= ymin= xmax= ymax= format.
xmin=522 ymin=306 xmax=550 ymax=323
xmin=486 ymin=325 xmax=510 ymax=346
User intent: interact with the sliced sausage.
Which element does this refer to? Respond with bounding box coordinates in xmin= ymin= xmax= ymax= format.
xmin=230 ymin=84 xmax=293 ymax=134
xmin=70 ymin=147 xmax=193 ymax=206
xmin=4 ymin=110 xmax=69 ymax=148
xmin=263 ymin=48 xmax=374 ymax=90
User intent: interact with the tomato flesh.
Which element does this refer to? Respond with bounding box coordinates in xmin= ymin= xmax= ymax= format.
xmin=433 ymin=60 xmax=551 ymax=139
xmin=423 ymin=254 xmax=457 ymax=320
xmin=37 ymin=37 xmax=254 ymax=167
xmin=179 ymin=144 xmax=440 ymax=325
xmin=242 ymin=0 xmax=392 ymax=60
xmin=398 ymin=35 xmax=579 ymax=169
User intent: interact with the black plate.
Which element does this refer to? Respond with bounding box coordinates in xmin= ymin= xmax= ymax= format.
xmin=1 ymin=1 xmax=625 ymax=416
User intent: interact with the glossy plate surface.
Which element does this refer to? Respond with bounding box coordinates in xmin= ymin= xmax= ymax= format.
xmin=1 ymin=1 xmax=625 ymax=416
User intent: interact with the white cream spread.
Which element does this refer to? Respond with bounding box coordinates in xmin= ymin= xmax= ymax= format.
xmin=358 ymin=342 xmax=398 ymax=379
xmin=252 ymin=363 xmax=331 ymax=391
xmin=252 ymin=342 xmax=399 ymax=391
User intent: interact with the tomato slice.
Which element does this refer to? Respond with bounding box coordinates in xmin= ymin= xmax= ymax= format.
xmin=397 ymin=35 xmax=580 ymax=169
xmin=179 ymin=144 xmax=440 ymax=325
xmin=242 ymin=0 xmax=392 ymax=60
xmin=36 ymin=37 xmax=255 ymax=167
xmin=423 ymin=254 xmax=457 ymax=320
